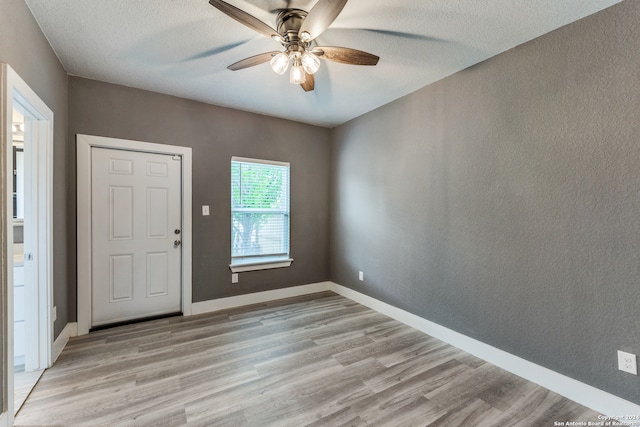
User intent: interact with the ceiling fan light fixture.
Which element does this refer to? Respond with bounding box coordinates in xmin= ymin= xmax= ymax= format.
xmin=289 ymin=55 xmax=306 ymax=84
xmin=209 ymin=0 xmax=380 ymax=92
xmin=301 ymin=52 xmax=321 ymax=74
xmin=270 ymin=52 xmax=290 ymax=75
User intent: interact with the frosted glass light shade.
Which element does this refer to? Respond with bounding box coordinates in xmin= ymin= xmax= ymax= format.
xmin=289 ymin=63 xmax=306 ymax=84
xmin=301 ymin=52 xmax=320 ymax=74
xmin=270 ymin=52 xmax=290 ymax=75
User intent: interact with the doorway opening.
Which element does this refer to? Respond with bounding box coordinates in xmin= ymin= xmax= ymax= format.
xmin=11 ymin=108 xmax=44 ymax=415
xmin=2 ymin=63 xmax=54 ymax=424
xmin=76 ymin=134 xmax=193 ymax=336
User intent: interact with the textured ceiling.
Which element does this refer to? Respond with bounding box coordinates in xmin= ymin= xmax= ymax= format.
xmin=25 ymin=0 xmax=622 ymax=127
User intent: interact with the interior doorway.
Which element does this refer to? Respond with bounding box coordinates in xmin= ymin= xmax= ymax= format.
xmin=11 ymin=108 xmax=44 ymax=415
xmin=2 ymin=63 xmax=54 ymax=425
xmin=90 ymin=147 xmax=183 ymax=327
xmin=76 ymin=134 xmax=193 ymax=336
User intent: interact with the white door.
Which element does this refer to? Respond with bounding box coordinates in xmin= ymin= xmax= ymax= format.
xmin=91 ymin=147 xmax=182 ymax=327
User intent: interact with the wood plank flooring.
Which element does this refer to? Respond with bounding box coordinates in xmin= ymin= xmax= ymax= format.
xmin=14 ymin=369 xmax=44 ymax=415
xmin=15 ymin=292 xmax=602 ymax=426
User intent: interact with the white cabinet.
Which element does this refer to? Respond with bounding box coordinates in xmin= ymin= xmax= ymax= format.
xmin=14 ymin=263 xmax=25 ymax=367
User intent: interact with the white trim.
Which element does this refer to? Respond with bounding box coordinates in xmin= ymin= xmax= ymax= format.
xmin=52 ymin=323 xmax=77 ymax=364
xmin=0 ymin=411 xmax=7 ymax=427
xmin=190 ymin=281 xmax=640 ymax=416
xmin=328 ymin=282 xmax=640 ymax=418
xmin=231 ymin=156 xmax=289 ymax=167
xmin=76 ymin=134 xmax=193 ymax=335
xmin=229 ymin=258 xmax=293 ymax=273
xmin=191 ymin=281 xmax=331 ymax=315
xmin=31 ymin=274 xmax=639 ymax=418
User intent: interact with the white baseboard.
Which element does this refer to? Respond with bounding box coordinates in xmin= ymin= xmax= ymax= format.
xmin=191 ymin=282 xmax=333 ymax=315
xmin=327 ymin=282 xmax=640 ymax=417
xmin=64 ymin=280 xmax=636 ymax=416
xmin=52 ymin=322 xmax=78 ymax=363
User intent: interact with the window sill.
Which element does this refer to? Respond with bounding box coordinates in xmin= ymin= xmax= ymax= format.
xmin=229 ymin=257 xmax=293 ymax=273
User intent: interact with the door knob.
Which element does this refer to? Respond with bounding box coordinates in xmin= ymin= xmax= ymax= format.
xmin=174 ymin=240 xmax=182 ymax=247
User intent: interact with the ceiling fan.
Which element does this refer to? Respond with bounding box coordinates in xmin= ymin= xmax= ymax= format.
xmin=208 ymin=0 xmax=380 ymax=92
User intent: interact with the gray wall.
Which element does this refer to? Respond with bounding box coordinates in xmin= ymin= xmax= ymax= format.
xmin=331 ymin=0 xmax=640 ymax=405
xmin=0 ymin=0 xmax=70 ymax=408
xmin=68 ymin=77 xmax=331 ymax=305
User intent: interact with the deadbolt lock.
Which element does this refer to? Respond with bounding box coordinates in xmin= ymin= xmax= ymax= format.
xmin=175 ymin=229 xmax=181 ymax=234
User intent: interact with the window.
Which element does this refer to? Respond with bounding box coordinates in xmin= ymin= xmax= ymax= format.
xmin=230 ymin=157 xmax=292 ymax=272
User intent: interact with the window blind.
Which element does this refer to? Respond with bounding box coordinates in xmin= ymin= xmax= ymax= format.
xmin=231 ymin=157 xmax=290 ymax=263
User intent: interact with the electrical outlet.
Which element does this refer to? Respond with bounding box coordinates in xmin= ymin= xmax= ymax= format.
xmin=358 ymin=271 xmax=364 ymax=281
xmin=617 ymin=350 xmax=637 ymax=375
xmin=232 ymin=273 xmax=238 ymax=284
xmin=52 ymin=306 xmax=57 ymax=322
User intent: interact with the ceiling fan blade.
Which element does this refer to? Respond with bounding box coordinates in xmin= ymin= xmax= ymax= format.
xmin=209 ymin=0 xmax=283 ymax=42
xmin=300 ymin=73 xmax=314 ymax=92
xmin=298 ymin=0 xmax=348 ymax=41
xmin=185 ymin=40 xmax=252 ymax=61
xmin=360 ymin=29 xmax=446 ymax=42
xmin=228 ymin=51 xmax=279 ymax=71
xmin=313 ymin=46 xmax=379 ymax=66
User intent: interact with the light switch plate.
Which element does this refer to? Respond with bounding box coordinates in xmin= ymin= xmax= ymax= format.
xmin=232 ymin=273 xmax=238 ymax=284
xmin=202 ymin=205 xmax=210 ymax=216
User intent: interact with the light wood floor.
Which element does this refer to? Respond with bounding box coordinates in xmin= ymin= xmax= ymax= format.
xmin=16 ymin=292 xmax=602 ymax=426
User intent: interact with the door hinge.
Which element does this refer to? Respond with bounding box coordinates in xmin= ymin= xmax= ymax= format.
xmin=25 ymin=253 xmax=34 ymax=261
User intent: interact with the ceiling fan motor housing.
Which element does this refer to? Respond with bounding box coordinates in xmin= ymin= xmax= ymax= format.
xmin=276 ymin=9 xmax=310 ymax=51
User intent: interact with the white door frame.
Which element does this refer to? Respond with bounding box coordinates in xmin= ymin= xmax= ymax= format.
xmin=1 ymin=63 xmax=54 ymax=425
xmin=76 ymin=134 xmax=192 ymax=336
